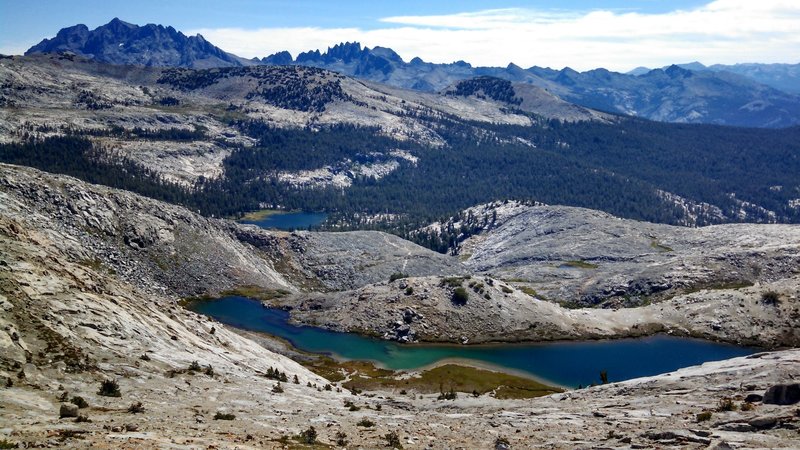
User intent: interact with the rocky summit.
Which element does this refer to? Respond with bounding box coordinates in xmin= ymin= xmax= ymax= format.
xmin=25 ymin=18 xmax=248 ymax=68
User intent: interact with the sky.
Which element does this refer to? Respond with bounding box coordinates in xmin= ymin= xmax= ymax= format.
xmin=1 ymin=0 xmax=798 ymax=71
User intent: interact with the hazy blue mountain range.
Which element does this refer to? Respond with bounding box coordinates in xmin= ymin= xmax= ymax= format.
xmin=630 ymin=62 xmax=800 ymax=94
xmin=23 ymin=19 xmax=800 ymax=128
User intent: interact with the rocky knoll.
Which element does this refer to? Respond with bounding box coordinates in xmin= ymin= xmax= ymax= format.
xmin=282 ymin=273 xmax=800 ymax=348
xmin=282 ymin=230 xmax=467 ymax=291
xmin=454 ymin=201 xmax=800 ymax=307
xmin=1 ymin=163 xmax=799 ymax=448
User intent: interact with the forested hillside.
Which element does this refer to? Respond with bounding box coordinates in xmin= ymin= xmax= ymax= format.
xmin=2 ymin=56 xmax=799 ymax=249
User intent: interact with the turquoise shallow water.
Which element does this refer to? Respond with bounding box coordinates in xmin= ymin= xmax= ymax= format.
xmin=240 ymin=211 xmax=327 ymax=230
xmin=189 ymin=296 xmax=758 ymax=388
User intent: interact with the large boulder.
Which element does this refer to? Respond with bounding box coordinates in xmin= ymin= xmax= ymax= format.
xmin=763 ymin=383 xmax=800 ymax=405
xmin=59 ymin=403 xmax=79 ymax=418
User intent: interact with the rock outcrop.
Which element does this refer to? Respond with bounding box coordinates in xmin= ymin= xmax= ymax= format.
xmin=444 ymin=201 xmax=800 ymax=307
xmin=281 ymin=273 xmax=800 ymax=348
xmin=763 ymin=383 xmax=800 ymax=405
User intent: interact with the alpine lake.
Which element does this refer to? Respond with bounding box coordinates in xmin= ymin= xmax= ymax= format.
xmin=239 ymin=210 xmax=328 ymax=231
xmin=188 ymin=295 xmax=757 ymax=389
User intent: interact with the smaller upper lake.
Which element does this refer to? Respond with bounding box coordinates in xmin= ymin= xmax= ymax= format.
xmin=189 ymin=296 xmax=758 ymax=388
xmin=240 ymin=211 xmax=328 ymax=231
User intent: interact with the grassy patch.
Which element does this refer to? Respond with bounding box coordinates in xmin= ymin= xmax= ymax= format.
xmin=404 ymin=364 xmax=561 ymax=398
xmin=304 ymin=356 xmax=394 ymax=384
xmin=684 ymin=281 xmax=754 ymax=295
xmin=205 ymin=103 xmax=250 ymax=124
xmin=561 ymin=260 xmax=599 ymax=269
xmin=518 ymin=286 xmax=548 ymax=300
xmin=239 ymin=209 xmax=285 ymax=221
xmin=219 ymin=285 xmax=292 ymax=301
xmin=306 ymin=358 xmax=561 ymax=399
xmin=519 ymin=286 xmax=537 ymax=297
xmin=650 ymin=240 xmax=674 ymax=252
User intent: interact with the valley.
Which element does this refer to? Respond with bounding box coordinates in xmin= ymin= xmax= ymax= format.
xmin=1 ymin=164 xmax=799 ymax=448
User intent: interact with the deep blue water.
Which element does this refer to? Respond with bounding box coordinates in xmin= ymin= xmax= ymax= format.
xmin=240 ymin=211 xmax=328 ymax=230
xmin=189 ymin=296 xmax=757 ymax=388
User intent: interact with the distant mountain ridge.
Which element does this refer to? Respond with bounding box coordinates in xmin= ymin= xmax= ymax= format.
xmin=630 ymin=62 xmax=800 ymax=94
xmin=261 ymin=42 xmax=800 ymax=128
xmin=24 ymin=19 xmax=800 ymax=128
xmin=25 ymin=18 xmax=248 ymax=68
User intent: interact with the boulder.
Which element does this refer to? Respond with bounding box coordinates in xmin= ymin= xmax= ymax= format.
xmin=59 ymin=403 xmax=79 ymax=418
xmin=763 ymin=383 xmax=800 ymax=405
xmin=744 ymin=393 xmax=763 ymax=403
xmin=748 ymin=415 xmax=781 ymax=429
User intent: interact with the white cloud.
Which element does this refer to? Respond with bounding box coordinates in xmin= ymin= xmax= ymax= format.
xmin=188 ymin=0 xmax=800 ymax=71
xmin=0 ymin=41 xmax=34 ymax=56
xmin=191 ymin=27 xmax=365 ymax=60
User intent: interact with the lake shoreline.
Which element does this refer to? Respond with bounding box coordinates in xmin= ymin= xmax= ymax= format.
xmin=187 ymin=296 xmax=758 ymax=388
xmin=238 ymin=210 xmax=328 ymax=230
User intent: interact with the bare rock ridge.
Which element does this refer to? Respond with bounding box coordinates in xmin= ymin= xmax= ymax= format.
xmin=0 ymin=165 xmax=352 ymax=448
xmin=1 ymin=164 xmax=799 ymax=447
xmin=0 ymin=163 xmax=294 ymax=298
xmin=0 ymin=164 xmax=462 ymax=297
xmin=455 ymin=201 xmax=800 ymax=306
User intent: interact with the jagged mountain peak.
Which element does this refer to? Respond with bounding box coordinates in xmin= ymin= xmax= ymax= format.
xmin=327 ymin=41 xmax=363 ymax=55
xmin=25 ymin=18 xmax=246 ymax=68
xmin=262 ymin=50 xmax=293 ymax=65
xmin=664 ymin=64 xmax=694 ymax=78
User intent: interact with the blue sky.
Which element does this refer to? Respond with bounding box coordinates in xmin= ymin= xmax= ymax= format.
xmin=1 ymin=0 xmax=797 ymax=71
